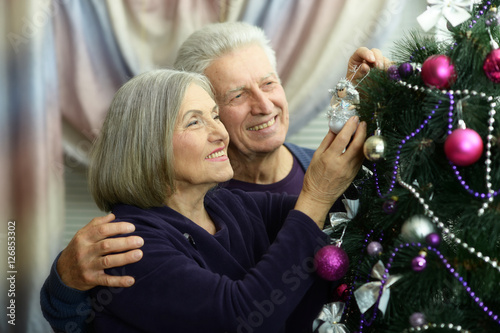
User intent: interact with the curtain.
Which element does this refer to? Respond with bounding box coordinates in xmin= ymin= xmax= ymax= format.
xmin=2 ymin=0 xmax=408 ymax=331
xmin=3 ymin=1 xmax=63 ymax=332
xmin=104 ymin=0 xmax=408 ymax=135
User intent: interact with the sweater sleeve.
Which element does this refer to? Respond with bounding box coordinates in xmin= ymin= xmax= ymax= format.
xmin=91 ymin=208 xmax=329 ymax=333
xmin=40 ymin=253 xmax=93 ymax=333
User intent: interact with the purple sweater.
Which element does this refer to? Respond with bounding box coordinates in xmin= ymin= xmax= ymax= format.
xmin=40 ymin=143 xmax=343 ymax=332
xmin=91 ymin=189 xmax=330 ymax=332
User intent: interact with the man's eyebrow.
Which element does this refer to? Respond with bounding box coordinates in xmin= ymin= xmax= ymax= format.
xmin=260 ymin=72 xmax=277 ymax=82
xmin=223 ymin=72 xmax=277 ymax=100
xmin=225 ymin=86 xmax=245 ymax=99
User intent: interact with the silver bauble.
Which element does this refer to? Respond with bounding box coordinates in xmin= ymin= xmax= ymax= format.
xmin=401 ymin=215 xmax=436 ymax=241
xmin=328 ymin=107 xmax=358 ymax=134
xmin=363 ymin=135 xmax=387 ymax=161
xmin=329 ymin=116 xmax=348 ymax=134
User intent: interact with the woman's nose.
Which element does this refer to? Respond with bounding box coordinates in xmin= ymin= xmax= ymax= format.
xmin=208 ymin=119 xmax=229 ymax=142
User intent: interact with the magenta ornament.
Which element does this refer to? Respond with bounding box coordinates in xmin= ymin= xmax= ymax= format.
xmin=314 ymin=245 xmax=349 ymax=281
xmin=483 ymin=48 xmax=500 ymax=83
xmin=421 ymin=55 xmax=456 ymax=89
xmin=411 ymin=256 xmax=427 ymax=272
xmin=444 ymin=128 xmax=483 ymax=166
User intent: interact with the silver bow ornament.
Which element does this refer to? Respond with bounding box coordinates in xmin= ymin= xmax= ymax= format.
xmin=417 ymin=0 xmax=474 ymax=32
xmin=332 ymin=198 xmax=359 ymax=224
xmin=324 ymin=198 xmax=359 ymax=244
xmin=312 ymin=302 xmax=349 ymax=333
xmin=353 ymin=260 xmax=402 ymax=316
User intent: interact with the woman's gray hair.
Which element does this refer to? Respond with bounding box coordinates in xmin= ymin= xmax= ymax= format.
xmin=89 ymin=69 xmax=214 ymax=212
xmin=173 ymin=21 xmax=277 ymax=74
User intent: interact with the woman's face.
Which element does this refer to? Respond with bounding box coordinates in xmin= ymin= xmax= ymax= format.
xmin=172 ymin=83 xmax=234 ymax=189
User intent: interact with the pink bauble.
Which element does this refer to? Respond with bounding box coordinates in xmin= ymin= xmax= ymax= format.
xmin=421 ymin=55 xmax=457 ymax=89
xmin=444 ymin=128 xmax=483 ymax=166
xmin=483 ymin=48 xmax=500 ymax=83
xmin=314 ymin=245 xmax=349 ymax=281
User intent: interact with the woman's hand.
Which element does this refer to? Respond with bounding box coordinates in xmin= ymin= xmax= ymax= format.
xmin=295 ymin=116 xmax=366 ymax=228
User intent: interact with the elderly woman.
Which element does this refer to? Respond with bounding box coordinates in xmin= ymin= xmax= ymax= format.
xmin=88 ymin=69 xmax=366 ymax=332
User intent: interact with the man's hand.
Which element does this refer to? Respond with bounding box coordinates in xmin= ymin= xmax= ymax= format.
xmin=56 ymin=214 xmax=144 ymax=291
xmin=347 ymin=47 xmax=391 ymax=83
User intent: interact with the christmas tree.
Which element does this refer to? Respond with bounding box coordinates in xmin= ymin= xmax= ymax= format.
xmin=314 ymin=1 xmax=500 ymax=332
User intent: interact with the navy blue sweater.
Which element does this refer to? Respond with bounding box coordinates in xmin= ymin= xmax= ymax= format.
xmin=90 ymin=189 xmax=329 ymax=332
xmin=39 ymin=143 xmax=340 ymax=332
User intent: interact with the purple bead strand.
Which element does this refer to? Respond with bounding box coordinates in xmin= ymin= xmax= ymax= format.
xmin=469 ymin=2 xmax=492 ymax=28
xmin=352 ymin=230 xmax=384 ymax=332
xmin=427 ymin=246 xmax=500 ymax=326
xmin=373 ymin=100 xmax=440 ymax=198
xmin=376 ymin=242 xmax=500 ymax=329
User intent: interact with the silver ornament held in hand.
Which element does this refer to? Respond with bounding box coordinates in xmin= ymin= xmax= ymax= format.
xmin=327 ymin=78 xmax=360 ymax=134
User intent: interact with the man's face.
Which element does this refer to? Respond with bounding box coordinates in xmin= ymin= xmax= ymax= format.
xmin=204 ymin=44 xmax=289 ymax=158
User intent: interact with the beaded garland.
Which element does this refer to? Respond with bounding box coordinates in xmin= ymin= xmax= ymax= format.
xmin=401 ymin=323 xmax=470 ymax=333
xmin=351 ymin=225 xmax=500 ymax=331
xmin=338 ymin=229 xmax=384 ymax=330
xmin=353 ymin=235 xmax=500 ymax=331
xmin=396 ymin=172 xmax=499 ymax=273
xmin=388 ymin=241 xmax=500 ymax=330
xmin=372 ymin=85 xmax=499 ymax=216
xmin=445 ymin=91 xmax=497 ymax=215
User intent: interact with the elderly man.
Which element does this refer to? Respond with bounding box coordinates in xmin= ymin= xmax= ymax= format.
xmin=41 ymin=22 xmax=388 ymax=332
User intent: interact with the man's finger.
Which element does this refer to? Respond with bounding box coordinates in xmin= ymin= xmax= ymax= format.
xmin=97 ymin=250 xmax=143 ymax=270
xmin=351 ymin=47 xmax=375 ymax=64
xmin=370 ymin=48 xmax=391 ymax=70
xmin=88 ymin=213 xmax=116 ymax=226
xmin=97 ymin=236 xmax=144 ymax=256
xmin=89 ymin=221 xmax=136 ymax=242
xmin=95 ymin=273 xmax=136 ymax=288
